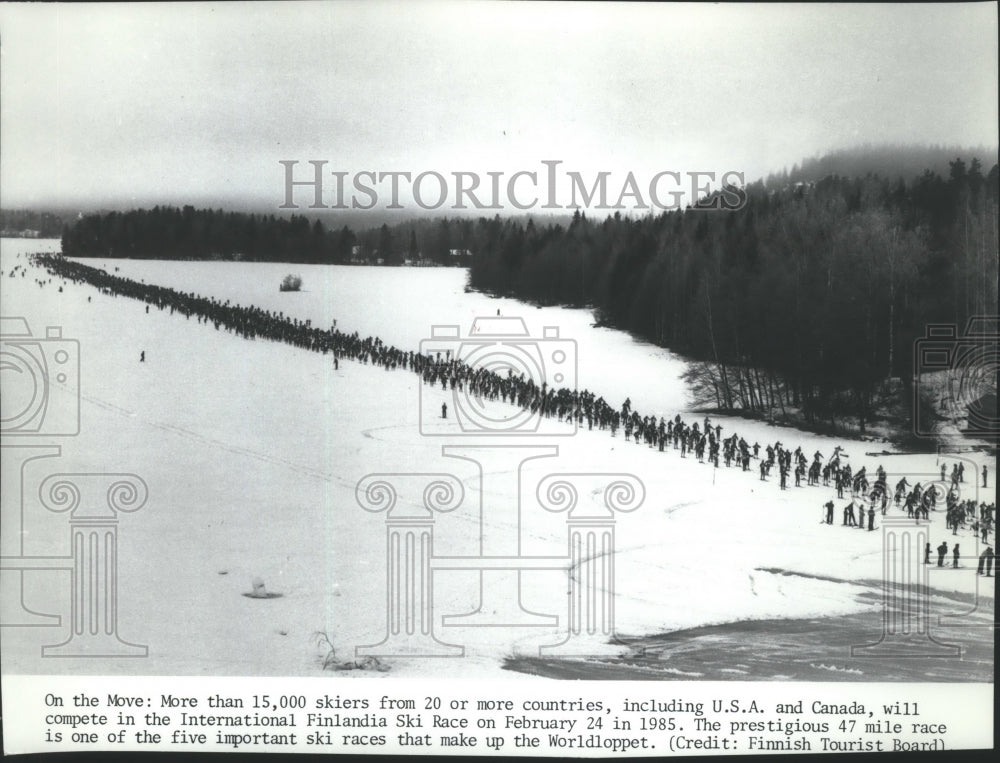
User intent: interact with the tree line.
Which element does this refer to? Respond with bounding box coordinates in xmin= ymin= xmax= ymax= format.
xmin=467 ymin=157 xmax=998 ymax=436
xmin=769 ymin=143 xmax=996 ymax=188
xmin=58 ymin=155 xmax=998 ymax=436
xmin=61 ymin=206 xmax=476 ymax=266
xmin=1 ymin=209 xmax=72 ymax=237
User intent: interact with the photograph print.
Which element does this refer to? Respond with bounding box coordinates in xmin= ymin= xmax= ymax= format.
xmin=1 ymin=1 xmax=996 ymax=756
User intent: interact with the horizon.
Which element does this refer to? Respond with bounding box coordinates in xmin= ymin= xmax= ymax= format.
xmin=3 ymin=140 xmax=999 ymax=229
xmin=1 ymin=2 xmax=997 ymax=217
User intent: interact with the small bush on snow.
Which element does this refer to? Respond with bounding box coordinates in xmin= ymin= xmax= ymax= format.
xmin=279 ymin=274 xmax=303 ymax=292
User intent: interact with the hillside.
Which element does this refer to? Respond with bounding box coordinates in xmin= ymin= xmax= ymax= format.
xmin=768 ymin=144 xmax=998 ymax=186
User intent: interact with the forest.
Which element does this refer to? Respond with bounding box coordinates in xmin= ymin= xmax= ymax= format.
xmin=60 ymin=206 xmax=473 ymax=267
xmin=58 ymin=152 xmax=999 ymax=438
xmin=0 ymin=209 xmax=72 ymax=237
xmin=468 ymin=157 xmax=999 ymax=439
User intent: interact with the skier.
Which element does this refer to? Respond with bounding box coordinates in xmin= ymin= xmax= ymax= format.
xmin=924 ymin=542 xmax=931 ymax=565
xmin=139 ymin=350 xmax=145 ymax=363
xmin=441 ymin=402 xmax=447 ymax=419
xmin=895 ymin=477 xmax=910 ymax=505
xmin=824 ymin=500 xmax=834 ymax=524
xmin=937 ymin=541 xmax=948 ymax=567
xmin=867 ymin=506 xmax=875 ymax=531
xmin=953 ymin=544 xmax=960 ymax=569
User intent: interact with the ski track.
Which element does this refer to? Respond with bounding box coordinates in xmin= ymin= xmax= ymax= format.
xmin=83 ymin=389 xmax=355 ymax=489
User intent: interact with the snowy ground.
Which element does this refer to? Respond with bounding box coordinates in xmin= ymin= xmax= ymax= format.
xmin=1 ymin=240 xmax=994 ymax=680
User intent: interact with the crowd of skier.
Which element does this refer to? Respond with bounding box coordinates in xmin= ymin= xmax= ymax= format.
xmin=22 ymin=252 xmax=997 ymax=573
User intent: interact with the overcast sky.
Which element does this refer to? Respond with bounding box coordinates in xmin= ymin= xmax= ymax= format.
xmin=1 ymin=1 xmax=997 ymax=213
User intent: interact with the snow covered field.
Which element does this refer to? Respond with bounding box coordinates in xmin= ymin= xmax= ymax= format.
xmin=1 ymin=239 xmax=994 ymax=680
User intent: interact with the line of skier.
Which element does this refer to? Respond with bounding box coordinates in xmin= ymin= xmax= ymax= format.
xmin=29 ymin=252 xmax=996 ymax=553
